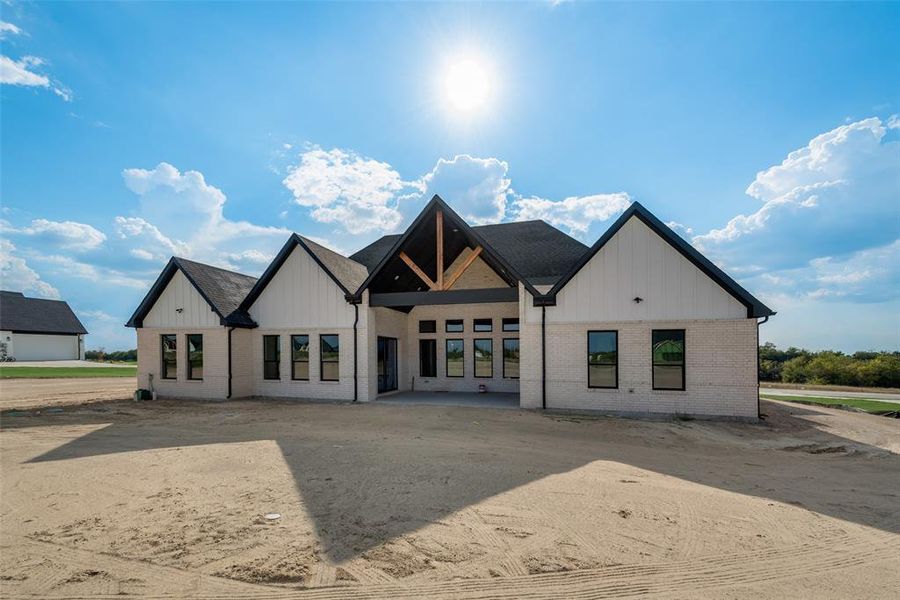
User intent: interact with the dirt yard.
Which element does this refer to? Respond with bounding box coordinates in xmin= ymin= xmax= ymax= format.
xmin=1 ymin=390 xmax=898 ymax=598
xmin=0 ymin=377 xmax=136 ymax=411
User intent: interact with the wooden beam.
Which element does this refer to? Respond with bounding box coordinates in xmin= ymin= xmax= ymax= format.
xmin=399 ymin=251 xmax=437 ymax=290
xmin=436 ymin=210 xmax=444 ymax=290
xmin=370 ymin=287 xmax=518 ymax=307
xmin=443 ymin=246 xmax=483 ymax=290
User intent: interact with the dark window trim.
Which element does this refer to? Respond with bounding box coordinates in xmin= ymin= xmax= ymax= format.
xmin=502 ymin=318 xmax=519 ymax=332
xmin=445 ymin=338 xmax=464 ymax=378
xmin=291 ymin=334 xmax=310 ymax=381
xmin=187 ymin=333 xmax=203 ymax=381
xmin=320 ymin=333 xmax=340 ymax=382
xmin=473 ymin=318 xmax=493 ymax=332
xmin=651 ymin=328 xmax=686 ymax=391
xmin=263 ymin=334 xmax=280 ymax=380
xmin=161 ymin=333 xmax=177 ymax=380
xmin=419 ymin=338 xmax=437 ymax=378
xmin=419 ymin=320 xmax=436 ymax=334
xmin=445 ymin=319 xmax=464 ymax=333
xmin=473 ymin=338 xmax=493 ymax=378
xmin=588 ymin=330 xmax=618 ymax=389
xmin=502 ymin=337 xmax=519 ymax=380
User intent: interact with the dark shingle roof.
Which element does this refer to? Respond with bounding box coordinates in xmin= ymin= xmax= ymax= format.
xmin=350 ymin=221 xmax=589 ymax=285
xmin=350 ymin=235 xmax=401 ymax=272
xmin=299 ymin=236 xmax=369 ymax=294
xmin=174 ymin=258 xmax=258 ymax=327
xmin=0 ymin=290 xmax=88 ymax=334
xmin=475 ymin=221 xmax=589 ymax=284
xmin=127 ymin=258 xmax=258 ymax=328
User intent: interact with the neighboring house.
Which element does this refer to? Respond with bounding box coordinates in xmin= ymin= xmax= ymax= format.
xmin=127 ymin=196 xmax=774 ymax=418
xmin=0 ymin=291 xmax=88 ymax=361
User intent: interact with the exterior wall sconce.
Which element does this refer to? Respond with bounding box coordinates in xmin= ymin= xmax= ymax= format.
xmin=633 ymin=297 xmax=643 ymax=303
xmin=175 ymin=308 xmax=184 ymax=313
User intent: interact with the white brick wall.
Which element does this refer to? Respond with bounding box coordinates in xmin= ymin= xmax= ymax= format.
xmin=250 ymin=328 xmax=357 ymax=401
xmin=137 ymin=328 xmax=229 ymax=399
xmin=520 ymin=317 xmax=758 ymax=418
xmin=406 ymin=302 xmax=520 ymax=394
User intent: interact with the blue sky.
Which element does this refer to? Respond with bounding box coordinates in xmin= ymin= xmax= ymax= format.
xmin=1 ymin=1 xmax=898 ymax=351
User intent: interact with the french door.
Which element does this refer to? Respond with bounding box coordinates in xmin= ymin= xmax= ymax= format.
xmin=377 ymin=336 xmax=398 ymax=393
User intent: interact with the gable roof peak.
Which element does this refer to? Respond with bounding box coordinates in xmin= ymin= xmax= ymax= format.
xmin=126 ymin=256 xmax=257 ymax=328
xmin=544 ymin=201 xmax=775 ymax=318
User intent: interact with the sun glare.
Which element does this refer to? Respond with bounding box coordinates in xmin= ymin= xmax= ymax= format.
xmin=443 ymin=57 xmax=491 ymax=113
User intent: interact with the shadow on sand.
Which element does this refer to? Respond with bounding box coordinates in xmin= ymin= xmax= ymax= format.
xmin=3 ymin=397 xmax=898 ymax=562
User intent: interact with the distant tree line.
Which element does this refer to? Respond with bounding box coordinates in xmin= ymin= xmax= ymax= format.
xmin=759 ymin=343 xmax=900 ymax=388
xmin=85 ymin=348 xmax=137 ymax=362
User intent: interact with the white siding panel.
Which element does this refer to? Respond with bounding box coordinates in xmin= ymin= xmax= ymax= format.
xmin=549 ymin=217 xmax=745 ymax=323
xmin=248 ymin=246 xmax=355 ymax=329
xmin=144 ymin=270 xmax=221 ymax=328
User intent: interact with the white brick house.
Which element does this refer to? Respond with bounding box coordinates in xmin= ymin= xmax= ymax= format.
xmin=127 ymin=196 xmax=774 ymax=418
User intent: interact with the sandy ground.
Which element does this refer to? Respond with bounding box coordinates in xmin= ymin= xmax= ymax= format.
xmin=0 ymin=378 xmax=136 ymax=411
xmin=1 ymin=391 xmax=898 ymax=599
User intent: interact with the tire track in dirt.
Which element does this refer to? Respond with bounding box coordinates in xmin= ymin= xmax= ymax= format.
xmin=1 ymin=536 xmax=267 ymax=598
xmin=18 ymin=528 xmax=897 ymax=599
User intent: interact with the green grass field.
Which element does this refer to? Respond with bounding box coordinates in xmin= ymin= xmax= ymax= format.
xmin=761 ymin=394 xmax=899 ymax=415
xmin=0 ymin=366 xmax=137 ymax=379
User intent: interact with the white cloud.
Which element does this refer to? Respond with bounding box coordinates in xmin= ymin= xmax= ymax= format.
xmin=80 ymin=309 xmax=119 ymax=322
xmin=0 ymin=239 xmax=60 ymax=299
xmin=3 ymin=218 xmax=106 ymax=251
xmin=693 ymin=116 xmax=900 ymax=305
xmin=282 ymin=147 xmax=630 ymax=238
xmin=0 ymin=54 xmax=71 ymax=101
xmin=418 ymin=155 xmax=511 ymax=224
xmin=113 ymin=216 xmax=187 ymax=261
xmin=129 ymin=248 xmax=156 ymax=261
xmin=695 ymin=117 xmax=900 ymax=272
xmin=282 ymin=147 xmax=417 ymax=234
xmin=887 ymin=114 xmax=900 ymax=130
xmin=32 ymin=253 xmax=149 ymax=290
xmin=118 ymin=162 xmax=292 ymax=271
xmin=224 ymin=249 xmax=274 ymax=265
xmin=0 ymin=21 xmax=22 ymax=39
xmin=513 ymin=193 xmax=632 ymax=235
xmin=666 ymin=221 xmax=694 ymax=237
xmin=0 ymin=55 xmax=48 ymax=86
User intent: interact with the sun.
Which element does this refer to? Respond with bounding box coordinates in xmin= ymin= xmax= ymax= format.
xmin=443 ymin=57 xmax=491 ymax=113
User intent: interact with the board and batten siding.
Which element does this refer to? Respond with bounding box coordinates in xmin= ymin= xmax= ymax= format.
xmin=143 ymin=270 xmax=222 ymax=328
xmin=525 ymin=216 xmax=746 ymax=324
xmin=248 ymin=245 xmax=356 ymax=329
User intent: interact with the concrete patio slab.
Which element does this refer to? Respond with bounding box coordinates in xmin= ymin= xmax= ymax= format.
xmin=376 ymin=391 xmax=519 ymax=409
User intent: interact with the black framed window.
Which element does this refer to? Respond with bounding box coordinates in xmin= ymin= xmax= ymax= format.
xmin=473 ymin=318 xmax=492 ymax=332
xmin=263 ymin=335 xmax=280 ymax=380
xmin=187 ymin=334 xmax=203 ymax=380
xmin=161 ymin=334 xmax=176 ymax=380
xmin=445 ymin=319 xmax=463 ymax=333
xmin=588 ymin=331 xmax=617 ymax=388
xmin=503 ymin=338 xmax=520 ymax=379
xmin=446 ymin=339 xmax=464 ymax=377
xmin=652 ymin=329 xmax=685 ymax=390
xmin=502 ymin=318 xmax=519 ymax=332
xmin=419 ymin=339 xmax=437 ymax=377
xmin=419 ymin=320 xmax=436 ymax=333
xmin=291 ymin=335 xmax=309 ymax=381
xmin=320 ymin=334 xmax=340 ymax=381
xmin=474 ymin=339 xmax=493 ymax=378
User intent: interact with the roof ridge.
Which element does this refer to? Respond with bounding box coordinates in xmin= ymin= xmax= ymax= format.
xmin=296 ymin=235 xmax=367 ymax=267
xmin=173 ymin=256 xmax=258 ymax=280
